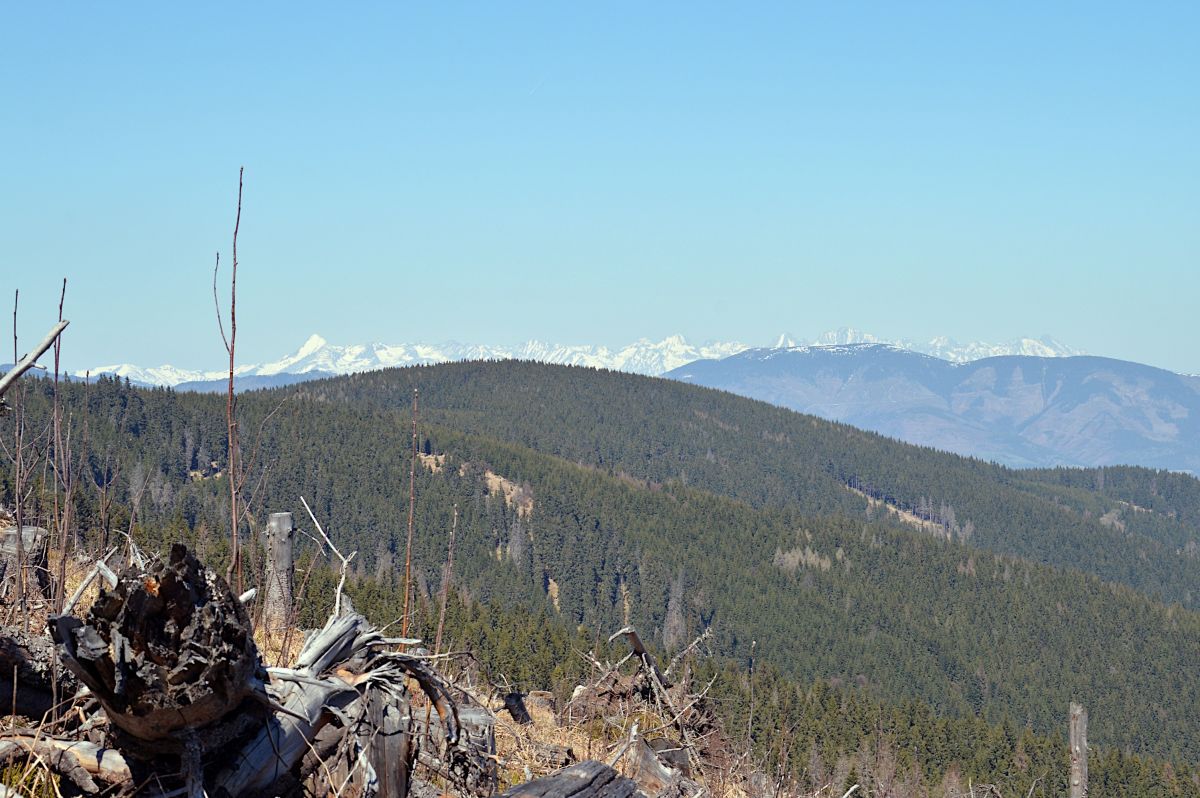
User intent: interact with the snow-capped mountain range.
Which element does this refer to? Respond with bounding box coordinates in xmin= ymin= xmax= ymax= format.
xmin=81 ymin=328 xmax=1083 ymax=388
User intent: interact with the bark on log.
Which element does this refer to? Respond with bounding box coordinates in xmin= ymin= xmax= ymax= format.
xmin=34 ymin=543 xmax=476 ymax=797
xmin=499 ymin=761 xmax=638 ymax=798
xmin=0 ymin=736 xmax=130 ymax=793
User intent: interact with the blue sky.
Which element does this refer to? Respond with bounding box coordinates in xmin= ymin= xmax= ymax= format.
xmin=2 ymin=3 xmax=1197 ymax=372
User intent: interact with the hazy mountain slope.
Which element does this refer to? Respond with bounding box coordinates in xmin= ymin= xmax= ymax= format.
xmin=667 ymin=344 xmax=1200 ymax=472
xmin=174 ymin=371 xmax=336 ymax=392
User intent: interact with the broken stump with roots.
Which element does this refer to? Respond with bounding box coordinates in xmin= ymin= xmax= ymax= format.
xmin=23 ymin=542 xmax=482 ymax=797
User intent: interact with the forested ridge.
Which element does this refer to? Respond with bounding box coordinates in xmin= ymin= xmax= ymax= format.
xmin=310 ymin=361 xmax=1200 ymax=607
xmin=2 ymin=363 xmax=1199 ymax=790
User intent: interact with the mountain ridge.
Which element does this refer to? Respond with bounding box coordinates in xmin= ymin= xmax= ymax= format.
xmin=668 ymin=344 xmax=1200 ymax=472
xmin=79 ymin=328 xmax=1084 ymax=387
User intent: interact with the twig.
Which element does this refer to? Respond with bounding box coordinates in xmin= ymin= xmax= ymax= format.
xmin=665 ymin=627 xmax=712 ymax=678
xmin=299 ymin=495 xmax=357 ymax=618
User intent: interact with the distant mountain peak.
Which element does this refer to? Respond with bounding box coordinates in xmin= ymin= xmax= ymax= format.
xmin=814 ymin=327 xmax=884 ymax=346
xmin=297 ymin=334 xmax=328 ymax=357
xmin=772 ymin=332 xmax=798 ymax=349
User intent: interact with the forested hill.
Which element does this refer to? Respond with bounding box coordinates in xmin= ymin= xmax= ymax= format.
xmin=3 ymin=365 xmax=1200 ymax=764
xmin=305 ymin=361 xmax=1200 ymax=608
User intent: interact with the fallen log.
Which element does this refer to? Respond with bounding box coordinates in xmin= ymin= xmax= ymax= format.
xmin=0 ymin=736 xmax=129 ymax=793
xmin=499 ymin=761 xmax=637 ymax=798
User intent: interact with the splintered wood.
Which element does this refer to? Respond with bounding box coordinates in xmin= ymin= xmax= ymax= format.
xmin=7 ymin=542 xmax=484 ymax=797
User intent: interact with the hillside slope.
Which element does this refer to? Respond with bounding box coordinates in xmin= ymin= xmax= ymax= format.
xmin=4 ymin=365 xmax=1200 ymax=761
xmin=304 ymin=360 xmax=1200 ymax=608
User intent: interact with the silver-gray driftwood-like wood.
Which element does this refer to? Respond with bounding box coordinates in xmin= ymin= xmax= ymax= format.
xmin=0 ymin=524 xmax=49 ymax=597
xmin=261 ymin=511 xmax=295 ymax=632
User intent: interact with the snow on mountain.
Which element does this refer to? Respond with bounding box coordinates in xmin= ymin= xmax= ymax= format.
xmin=79 ymin=329 xmax=1083 ymax=388
xmin=772 ymin=333 xmax=799 ymax=349
xmin=813 ymin=327 xmax=884 ymax=346
xmin=81 ymin=335 xmax=752 ymax=386
xmin=805 ymin=328 xmax=1081 ymax=362
xmin=85 ymin=362 xmax=255 ymax=386
xmin=917 ymin=335 xmax=1081 ymax=362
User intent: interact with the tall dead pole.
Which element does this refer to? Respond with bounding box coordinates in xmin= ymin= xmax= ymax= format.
xmin=401 ymin=387 xmax=419 ymax=638
xmin=216 ymin=168 xmax=244 ymax=591
xmin=1069 ymin=702 xmax=1088 ymax=798
xmin=52 ymin=278 xmax=72 ymax=613
xmin=10 ymin=290 xmax=27 ymax=632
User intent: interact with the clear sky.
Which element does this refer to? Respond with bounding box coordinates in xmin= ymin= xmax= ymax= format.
xmin=2 ymin=3 xmax=1197 ymax=373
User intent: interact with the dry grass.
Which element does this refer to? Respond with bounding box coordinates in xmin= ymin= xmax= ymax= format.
xmin=254 ymin=623 xmax=307 ymax=669
xmin=0 ymin=762 xmax=58 ymax=798
xmin=493 ymin=699 xmax=596 ymax=789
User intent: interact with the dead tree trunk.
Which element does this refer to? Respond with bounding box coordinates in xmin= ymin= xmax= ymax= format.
xmin=262 ymin=511 xmax=295 ymax=633
xmin=1069 ymin=702 xmax=1088 ymax=798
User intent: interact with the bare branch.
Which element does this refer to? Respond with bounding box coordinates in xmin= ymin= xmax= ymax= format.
xmin=212 ymin=252 xmax=230 ymax=354
xmin=299 ymin=495 xmax=357 ymax=619
xmin=0 ymin=321 xmax=69 ymax=401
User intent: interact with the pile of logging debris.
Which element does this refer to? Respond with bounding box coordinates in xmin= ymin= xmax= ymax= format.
xmin=0 ymin=536 xmax=725 ymax=797
xmin=0 ymin=542 xmax=487 ymax=796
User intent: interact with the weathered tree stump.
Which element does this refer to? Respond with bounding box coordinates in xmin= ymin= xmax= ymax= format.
xmin=50 ymin=544 xmax=267 ymax=756
xmin=0 ymin=524 xmax=49 ymax=597
xmin=261 ymin=511 xmax=295 ymax=633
